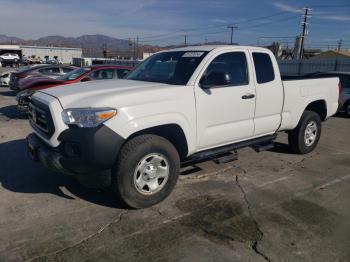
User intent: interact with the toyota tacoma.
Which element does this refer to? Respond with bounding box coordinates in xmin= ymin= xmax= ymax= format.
xmin=26 ymin=46 xmax=340 ymax=208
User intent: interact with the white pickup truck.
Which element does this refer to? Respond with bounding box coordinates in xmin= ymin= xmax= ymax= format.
xmin=26 ymin=45 xmax=340 ymax=208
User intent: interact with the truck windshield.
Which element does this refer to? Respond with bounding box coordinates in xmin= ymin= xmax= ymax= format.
xmin=58 ymin=67 xmax=91 ymax=81
xmin=126 ymin=51 xmax=208 ymax=85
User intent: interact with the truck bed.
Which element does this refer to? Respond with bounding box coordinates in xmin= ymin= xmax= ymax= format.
xmin=279 ymin=77 xmax=339 ymax=131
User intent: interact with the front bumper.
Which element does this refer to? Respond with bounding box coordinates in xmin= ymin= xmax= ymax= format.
xmin=26 ymin=125 xmax=125 ymax=175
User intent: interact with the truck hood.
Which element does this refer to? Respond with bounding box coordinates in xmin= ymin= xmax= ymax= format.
xmin=38 ymin=79 xmax=180 ymax=109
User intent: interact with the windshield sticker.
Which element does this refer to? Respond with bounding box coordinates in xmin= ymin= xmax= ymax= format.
xmin=182 ymin=52 xmax=204 ymax=58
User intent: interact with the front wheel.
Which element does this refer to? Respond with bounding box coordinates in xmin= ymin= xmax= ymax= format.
xmin=112 ymin=135 xmax=180 ymax=208
xmin=288 ymin=111 xmax=322 ymax=154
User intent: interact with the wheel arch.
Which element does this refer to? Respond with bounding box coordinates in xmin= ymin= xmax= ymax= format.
xmin=127 ymin=124 xmax=189 ymax=160
xmin=304 ymin=100 xmax=327 ymax=121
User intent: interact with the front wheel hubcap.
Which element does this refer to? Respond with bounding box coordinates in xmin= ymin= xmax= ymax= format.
xmin=304 ymin=121 xmax=318 ymax=147
xmin=134 ymin=153 xmax=169 ymax=195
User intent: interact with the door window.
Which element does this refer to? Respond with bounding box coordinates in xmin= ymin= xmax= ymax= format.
xmin=116 ymin=68 xmax=130 ymax=79
xmin=39 ymin=67 xmax=60 ymax=74
xmin=200 ymin=52 xmax=249 ymax=88
xmin=89 ymin=69 xmax=114 ymax=80
xmin=252 ymin=53 xmax=275 ymax=84
xmin=62 ymin=67 xmax=73 ymax=73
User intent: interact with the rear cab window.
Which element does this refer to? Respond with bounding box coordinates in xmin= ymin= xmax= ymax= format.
xmin=252 ymin=52 xmax=275 ymax=84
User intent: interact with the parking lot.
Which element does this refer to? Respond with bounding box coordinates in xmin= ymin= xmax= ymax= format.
xmin=0 ymin=72 xmax=350 ymax=261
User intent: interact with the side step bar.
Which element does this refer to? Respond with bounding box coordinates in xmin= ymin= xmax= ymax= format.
xmin=251 ymin=142 xmax=275 ymax=152
xmin=214 ymin=151 xmax=238 ymax=164
xmin=182 ymin=134 xmax=276 ymax=167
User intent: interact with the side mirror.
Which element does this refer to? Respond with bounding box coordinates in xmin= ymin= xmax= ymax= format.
xmin=81 ymin=77 xmax=91 ymax=82
xmin=200 ymin=71 xmax=231 ymax=89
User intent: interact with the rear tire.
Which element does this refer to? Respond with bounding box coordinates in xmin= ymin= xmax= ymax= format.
xmin=344 ymin=101 xmax=350 ymax=117
xmin=288 ymin=110 xmax=322 ymax=154
xmin=111 ymin=135 xmax=180 ymax=208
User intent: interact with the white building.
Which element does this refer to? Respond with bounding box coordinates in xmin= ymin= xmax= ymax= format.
xmin=0 ymin=45 xmax=82 ymax=64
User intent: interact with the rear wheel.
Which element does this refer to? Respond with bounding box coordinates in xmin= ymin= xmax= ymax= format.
xmin=344 ymin=101 xmax=350 ymax=117
xmin=288 ymin=111 xmax=322 ymax=154
xmin=111 ymin=135 xmax=180 ymax=208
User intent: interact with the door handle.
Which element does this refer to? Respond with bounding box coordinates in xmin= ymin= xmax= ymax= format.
xmin=241 ymin=94 xmax=255 ymax=99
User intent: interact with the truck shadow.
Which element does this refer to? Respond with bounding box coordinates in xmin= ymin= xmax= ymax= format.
xmin=0 ymin=89 xmax=17 ymax=97
xmin=334 ymin=112 xmax=349 ymax=119
xmin=0 ymin=139 xmax=127 ymax=209
xmin=0 ymin=105 xmax=28 ymax=119
xmin=268 ymin=142 xmax=296 ymax=154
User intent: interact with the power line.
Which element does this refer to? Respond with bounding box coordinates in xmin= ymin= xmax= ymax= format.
xmin=138 ymin=11 xmax=290 ymax=41
xmin=311 ymin=4 xmax=350 ymax=8
xmin=240 ymin=14 xmax=300 ymax=30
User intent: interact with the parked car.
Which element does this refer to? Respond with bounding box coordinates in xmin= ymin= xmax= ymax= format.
xmin=0 ymin=53 xmax=20 ymax=67
xmin=26 ymin=45 xmax=339 ymax=208
xmin=22 ymin=55 xmax=43 ymax=65
xmin=9 ymin=64 xmax=77 ymax=91
xmin=0 ymin=70 xmax=14 ymax=86
xmin=300 ymin=72 xmax=350 ymax=116
xmin=16 ymin=65 xmax=132 ymax=111
xmin=46 ymin=59 xmax=63 ymax=65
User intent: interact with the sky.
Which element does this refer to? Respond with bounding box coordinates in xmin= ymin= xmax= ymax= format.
xmin=0 ymin=0 xmax=349 ymax=49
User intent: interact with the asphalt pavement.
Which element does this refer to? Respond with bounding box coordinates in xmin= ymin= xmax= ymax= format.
xmin=0 ymin=84 xmax=349 ymax=262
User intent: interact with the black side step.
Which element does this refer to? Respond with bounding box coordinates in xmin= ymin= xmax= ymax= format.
xmin=182 ymin=134 xmax=276 ymax=167
xmin=214 ymin=151 xmax=238 ymax=164
xmin=251 ymin=142 xmax=275 ymax=152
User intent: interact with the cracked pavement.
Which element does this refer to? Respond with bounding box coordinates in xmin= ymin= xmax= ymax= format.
xmin=1 ymin=84 xmax=350 ymax=262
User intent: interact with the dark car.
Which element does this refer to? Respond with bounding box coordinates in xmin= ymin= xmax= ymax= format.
xmin=9 ymin=64 xmax=77 ymax=91
xmin=304 ymin=72 xmax=350 ymax=116
xmin=16 ymin=65 xmax=133 ymax=112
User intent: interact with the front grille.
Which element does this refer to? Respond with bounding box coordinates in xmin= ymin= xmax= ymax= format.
xmin=28 ymin=99 xmax=55 ymax=139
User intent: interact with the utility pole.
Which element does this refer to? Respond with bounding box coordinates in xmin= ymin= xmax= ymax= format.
xmin=184 ymin=35 xmax=187 ymax=47
xmin=337 ymin=39 xmax=343 ymax=52
xmin=102 ymin=43 xmax=107 ymax=58
xmin=227 ymin=25 xmax=238 ymax=45
xmin=136 ymin=35 xmax=139 ymax=60
xmin=133 ymin=38 xmax=136 ymax=60
xmin=128 ymin=38 xmax=132 ymax=59
xmin=299 ymin=7 xmax=311 ymax=59
xmin=335 ymin=39 xmax=343 ymax=71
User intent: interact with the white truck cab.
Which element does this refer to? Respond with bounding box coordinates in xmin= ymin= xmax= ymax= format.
xmin=26 ymin=45 xmax=340 ymax=208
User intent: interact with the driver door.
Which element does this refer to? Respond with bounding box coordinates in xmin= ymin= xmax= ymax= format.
xmin=195 ymin=50 xmax=256 ymax=151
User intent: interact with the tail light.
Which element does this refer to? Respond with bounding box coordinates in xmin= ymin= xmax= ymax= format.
xmin=338 ymin=81 xmax=342 ymax=99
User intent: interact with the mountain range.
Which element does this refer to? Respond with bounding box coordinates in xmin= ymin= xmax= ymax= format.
xmin=0 ymin=34 xmax=229 ymax=57
xmin=0 ymin=34 xmax=129 ymax=49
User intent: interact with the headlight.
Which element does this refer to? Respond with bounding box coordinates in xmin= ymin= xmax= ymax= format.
xmin=61 ymin=108 xmax=117 ymax=128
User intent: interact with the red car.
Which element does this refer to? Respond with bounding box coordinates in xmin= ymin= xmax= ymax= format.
xmin=16 ymin=65 xmax=133 ymax=111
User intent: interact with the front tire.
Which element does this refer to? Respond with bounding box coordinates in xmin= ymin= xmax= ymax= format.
xmin=288 ymin=111 xmax=322 ymax=154
xmin=112 ymin=135 xmax=180 ymax=208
